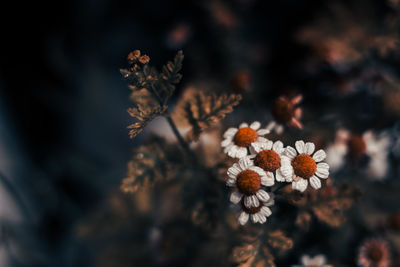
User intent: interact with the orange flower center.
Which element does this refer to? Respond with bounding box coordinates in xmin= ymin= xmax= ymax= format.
xmin=236 ymin=170 xmax=261 ymax=195
xmin=233 ymin=127 xmax=258 ymax=147
xmin=272 ymin=97 xmax=295 ymax=123
xmin=254 ymin=149 xmax=281 ymax=172
xmin=291 ymin=153 xmax=317 ymax=178
xmin=347 ymin=135 xmax=366 ymax=160
xmin=368 ymin=247 xmax=383 ymax=262
xmin=240 ymin=197 xmax=263 ymax=214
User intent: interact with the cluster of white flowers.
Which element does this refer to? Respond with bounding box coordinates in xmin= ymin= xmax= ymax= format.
xmin=222 ymin=121 xmax=330 ymax=225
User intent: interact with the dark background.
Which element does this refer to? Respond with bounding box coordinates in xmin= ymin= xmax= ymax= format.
xmin=0 ymin=0 xmax=398 ymax=266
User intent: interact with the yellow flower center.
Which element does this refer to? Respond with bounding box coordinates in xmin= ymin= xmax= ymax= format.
xmin=236 ymin=170 xmax=261 ymax=195
xmin=240 ymin=197 xmax=263 ymax=214
xmin=291 ymin=153 xmax=317 ymax=178
xmin=233 ymin=127 xmax=258 ymax=147
xmin=254 ymin=149 xmax=281 ymax=172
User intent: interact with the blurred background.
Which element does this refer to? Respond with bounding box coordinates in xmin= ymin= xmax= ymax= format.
xmin=1 ymin=0 xmax=400 ymax=266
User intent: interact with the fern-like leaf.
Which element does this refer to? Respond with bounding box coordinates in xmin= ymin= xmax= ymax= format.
xmin=127 ymin=105 xmax=167 ymax=139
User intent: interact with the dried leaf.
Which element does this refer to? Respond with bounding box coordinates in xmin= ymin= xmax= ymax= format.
xmin=127 ymin=105 xmax=167 ymax=139
xmin=295 ymin=211 xmax=312 ymax=231
xmin=121 ymin=138 xmax=175 ymax=193
xmin=267 ymin=230 xmax=293 ymax=253
xmin=183 ymin=91 xmax=242 ymax=141
xmin=284 ymin=179 xmax=362 ymax=227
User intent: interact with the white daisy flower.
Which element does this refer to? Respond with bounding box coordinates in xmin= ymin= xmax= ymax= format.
xmin=280 ymin=140 xmax=330 ymax=192
xmin=236 ymin=196 xmax=274 ymax=225
xmin=249 ymin=140 xmax=291 ymax=182
xmin=292 ymin=254 xmax=333 ymax=267
xmin=221 ymin=121 xmax=271 ymax=158
xmin=227 ymin=157 xmax=274 ymax=209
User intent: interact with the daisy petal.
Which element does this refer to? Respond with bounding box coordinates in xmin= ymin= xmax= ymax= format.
xmin=226 ymin=178 xmax=236 ymax=187
xmin=272 ymin=141 xmax=284 ymax=154
xmin=239 ymin=122 xmax=249 ymax=128
xmin=313 ymin=149 xmax=327 ymax=162
xmin=251 ymin=214 xmax=259 ymax=223
xmin=316 ymin=163 xmax=329 ymax=179
xmin=257 ymin=128 xmax=270 ymax=135
xmin=227 ymin=146 xmax=238 ymax=158
xmin=292 ymin=178 xmax=308 ymax=192
xmin=309 ymin=176 xmax=321 ymax=189
xmin=230 ymin=191 xmax=242 ymax=204
xmin=238 ymin=212 xmax=249 ymax=225
xmin=258 ymin=214 xmax=267 ymax=223
xmin=235 ymin=147 xmax=248 ymax=158
xmin=284 ymin=146 xmax=297 ymax=159
xmin=227 ymin=164 xmax=241 ymax=178
xmin=256 ymin=189 xmax=270 ymax=202
xmin=261 ymin=173 xmax=275 ymax=186
xmin=275 ymin=169 xmax=286 ymax=182
xmin=304 ymin=142 xmax=315 ymax=155
xmin=239 ymin=157 xmax=252 ymax=170
xmin=249 ymin=166 xmax=267 ymax=177
xmin=257 ymin=137 xmax=268 ymax=143
xmin=221 ymin=138 xmax=233 ymax=147
xmin=250 ymin=121 xmax=261 ymax=130
xmin=261 ymin=206 xmax=272 ymax=217
xmin=244 ymin=195 xmax=259 ymax=208
xmin=223 ymin=128 xmax=238 ymax=138
xmin=295 ymin=140 xmax=305 ymax=154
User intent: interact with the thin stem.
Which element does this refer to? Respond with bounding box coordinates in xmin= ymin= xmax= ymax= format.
xmin=164 ymin=113 xmax=194 ymax=159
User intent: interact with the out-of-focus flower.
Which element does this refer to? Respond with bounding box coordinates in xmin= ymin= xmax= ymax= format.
xmin=227 ymin=157 xmax=274 ymax=208
xmin=270 ymin=95 xmax=303 ymax=134
xmin=292 ymin=254 xmax=333 ymax=267
xmin=249 ymin=140 xmax=290 ymax=182
xmin=237 ymin=195 xmax=274 ymax=225
xmin=358 ymin=239 xmax=391 ymax=267
xmin=221 ymin=121 xmax=271 ymax=158
xmin=166 ymin=23 xmax=191 ymax=48
xmin=281 ymin=141 xmax=329 ymax=192
xmin=230 ymin=71 xmax=250 ymax=93
xmin=208 ymin=0 xmax=237 ymax=28
xmin=325 ymin=129 xmax=390 ymax=180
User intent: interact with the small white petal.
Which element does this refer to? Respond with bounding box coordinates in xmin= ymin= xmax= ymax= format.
xmin=309 ymin=176 xmax=321 ymax=189
xmin=316 ymin=163 xmax=329 ymax=179
xmin=250 ymin=121 xmax=261 ymax=130
xmin=295 ymin=140 xmax=305 ymax=154
xmin=251 ymin=214 xmax=259 ymax=223
xmin=226 ymin=178 xmax=236 ymax=187
xmin=239 ymin=122 xmax=249 ymax=128
xmin=257 ymin=128 xmax=270 ymax=135
xmin=275 ymin=124 xmax=284 ymax=134
xmin=221 ymin=138 xmax=233 ymax=147
xmin=227 ymin=146 xmax=238 ymax=157
xmin=304 ymin=142 xmax=315 ymax=155
xmin=275 ymin=169 xmax=286 ymax=182
xmin=223 ymin=127 xmax=238 ymax=138
xmin=313 ymin=149 xmax=327 ymax=162
xmin=224 ymin=144 xmax=233 ymax=153
xmin=244 ymin=195 xmax=259 ymax=208
xmin=235 ymin=147 xmax=248 ymax=158
xmin=292 ymin=179 xmax=308 ymax=192
xmin=230 ymin=191 xmax=242 ymax=204
xmin=239 ymin=157 xmax=252 ymax=170
xmin=227 ymin=164 xmax=241 ymax=178
xmin=258 ymin=214 xmax=267 ymax=223
xmin=249 ymin=166 xmax=267 ymax=177
xmin=257 ymin=137 xmax=268 ymax=143
xmin=284 ymin=146 xmax=297 ymax=159
xmin=261 ymin=206 xmax=272 ymax=217
xmin=264 ymin=197 xmax=275 ymax=206
xmin=256 ymin=189 xmax=270 ymax=202
xmin=272 ymin=141 xmax=284 ymax=154
xmin=238 ymin=212 xmax=249 ymax=225
xmin=261 ymin=176 xmax=275 ymax=186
